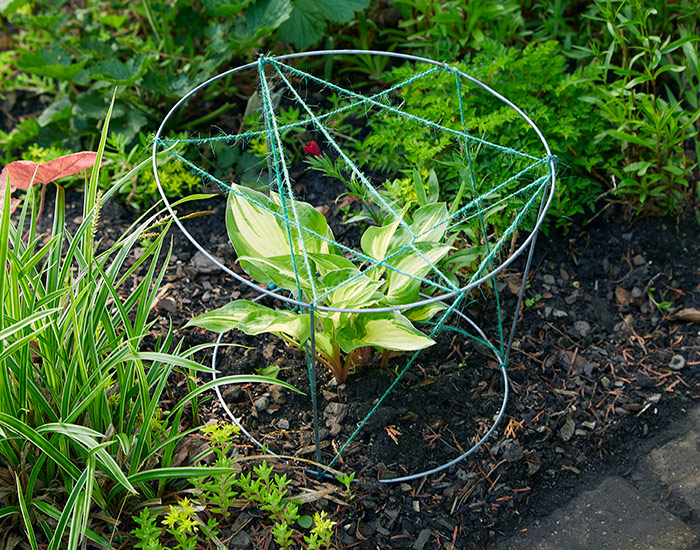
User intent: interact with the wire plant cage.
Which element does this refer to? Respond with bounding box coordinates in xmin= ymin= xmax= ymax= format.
xmin=152 ymin=50 xmax=556 ymax=483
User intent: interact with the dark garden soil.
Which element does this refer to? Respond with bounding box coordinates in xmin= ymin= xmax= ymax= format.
xmin=41 ymin=172 xmax=700 ymax=549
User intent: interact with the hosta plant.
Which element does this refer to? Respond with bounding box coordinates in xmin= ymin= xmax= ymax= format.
xmin=187 ymin=183 xmax=454 ymax=383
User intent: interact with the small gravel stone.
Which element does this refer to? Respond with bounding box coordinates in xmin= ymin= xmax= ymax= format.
xmin=553 ymin=309 xmax=568 ymax=318
xmin=560 ymin=417 xmax=575 ymax=441
xmin=191 ymin=250 xmax=223 ymax=273
xmin=669 ymin=354 xmax=686 ymax=371
xmin=502 ymin=440 xmax=524 ymax=462
xmin=324 ymin=402 xmax=349 ymax=424
xmin=574 ymin=320 xmax=591 ymax=336
xmin=542 ymin=274 xmax=556 ymax=285
xmin=328 ymin=422 xmax=342 ymax=436
xmin=254 ymin=396 xmax=270 ymax=411
xmin=632 ymin=254 xmax=645 ymax=266
xmin=631 ymin=287 xmax=643 ymax=298
xmin=228 ymin=530 xmax=252 ymax=548
xmin=277 ymin=418 xmax=290 ymax=430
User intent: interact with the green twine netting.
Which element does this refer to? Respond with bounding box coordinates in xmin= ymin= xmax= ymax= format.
xmin=153 ymin=52 xmax=555 ymax=482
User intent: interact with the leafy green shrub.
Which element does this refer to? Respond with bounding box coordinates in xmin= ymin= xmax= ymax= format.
xmin=2 ymin=0 xmax=289 ymax=152
xmin=387 ymin=0 xmax=526 ymax=58
xmin=356 ymin=40 xmax=614 ymax=229
xmin=1 ymin=0 xmax=370 ymax=158
xmin=187 ymin=183 xmax=454 ymax=383
xmin=578 ymin=0 xmax=700 ymax=216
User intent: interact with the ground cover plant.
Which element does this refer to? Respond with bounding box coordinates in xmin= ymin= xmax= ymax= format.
xmin=0 ymin=0 xmax=368 ymax=158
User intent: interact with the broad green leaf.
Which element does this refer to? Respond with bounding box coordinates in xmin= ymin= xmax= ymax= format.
xmin=239 ymin=308 xmax=310 ymax=343
xmin=409 ymin=202 xmax=449 ymax=243
xmin=313 ymin=327 xmax=336 ymax=360
xmin=353 ymin=312 xmax=434 ymax=351
xmin=361 ymin=216 xmax=402 ymax=265
xmin=187 ymin=300 xmax=310 ymax=343
xmin=270 ymin=189 xmax=336 ymax=255
xmin=316 ymin=0 xmax=368 ymax=24
xmin=226 ymin=184 xmax=290 ymax=266
xmin=186 ymin=300 xmax=267 ymax=333
xmin=322 ymin=268 xmax=382 ymax=309
xmin=236 ymin=0 xmax=292 ymax=42
xmin=89 ymin=54 xmax=154 ymax=86
xmin=446 ymin=245 xmax=484 ymax=271
xmin=308 ymin=252 xmax=355 ymax=276
xmin=227 ymin=183 xmax=337 ymax=283
xmin=384 ymin=244 xmax=452 ymax=304
xmin=278 ymin=0 xmax=325 ymax=49
xmin=405 ymin=302 xmax=447 ymax=323
xmin=17 ymin=47 xmax=85 ymax=81
xmin=239 ymin=255 xmax=311 ymax=293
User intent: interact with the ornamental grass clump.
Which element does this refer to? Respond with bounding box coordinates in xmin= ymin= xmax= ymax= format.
xmin=0 ymin=101 xmax=299 ymax=548
xmin=187 ymin=182 xmax=454 ymax=383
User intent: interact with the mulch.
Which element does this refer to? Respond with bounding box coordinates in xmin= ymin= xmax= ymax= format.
xmin=30 ymin=183 xmax=700 ymax=548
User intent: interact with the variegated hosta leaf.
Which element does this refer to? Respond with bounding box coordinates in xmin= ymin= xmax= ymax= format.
xmin=405 ymin=301 xmax=448 ymax=323
xmin=226 ymin=184 xmax=291 ymax=262
xmin=186 ymin=300 xmax=262 ymax=332
xmin=360 ymin=216 xmax=401 ymax=263
xmin=226 ymin=183 xmax=337 ymax=282
xmin=186 ymin=300 xmax=309 ymax=344
xmin=239 ymin=255 xmax=312 ymax=294
xmin=307 ymin=252 xmax=356 ymax=277
xmin=383 ymin=243 xmax=452 ymax=304
xmin=270 ymin=191 xmax=337 ymax=255
xmin=238 ymin=308 xmax=310 ymax=344
xmin=409 ymin=202 xmax=449 ymax=243
xmin=349 ymin=311 xmax=434 ymax=352
xmin=321 ymin=268 xmax=382 ymax=309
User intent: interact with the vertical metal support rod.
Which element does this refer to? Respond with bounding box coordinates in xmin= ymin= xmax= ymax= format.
xmin=309 ymin=306 xmax=323 ymax=476
xmin=502 ymin=177 xmax=552 ymax=368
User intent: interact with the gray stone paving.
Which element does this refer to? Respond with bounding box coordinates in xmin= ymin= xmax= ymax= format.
xmin=496 ymin=406 xmax=700 ymax=550
xmin=647 ymin=408 xmax=700 ymax=515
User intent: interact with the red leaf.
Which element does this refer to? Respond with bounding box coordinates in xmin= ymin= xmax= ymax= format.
xmin=0 ymin=152 xmax=98 ymax=215
xmin=0 ymin=152 xmax=98 ymax=190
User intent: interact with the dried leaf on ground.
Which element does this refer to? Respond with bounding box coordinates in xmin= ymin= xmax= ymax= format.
xmin=669 ymin=308 xmax=700 ymax=323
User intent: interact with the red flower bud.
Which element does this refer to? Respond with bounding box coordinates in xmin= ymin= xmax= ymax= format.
xmin=304 ymin=140 xmax=322 ymax=157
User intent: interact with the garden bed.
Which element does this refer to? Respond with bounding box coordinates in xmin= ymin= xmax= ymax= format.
xmin=43 ymin=177 xmax=700 ymax=548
